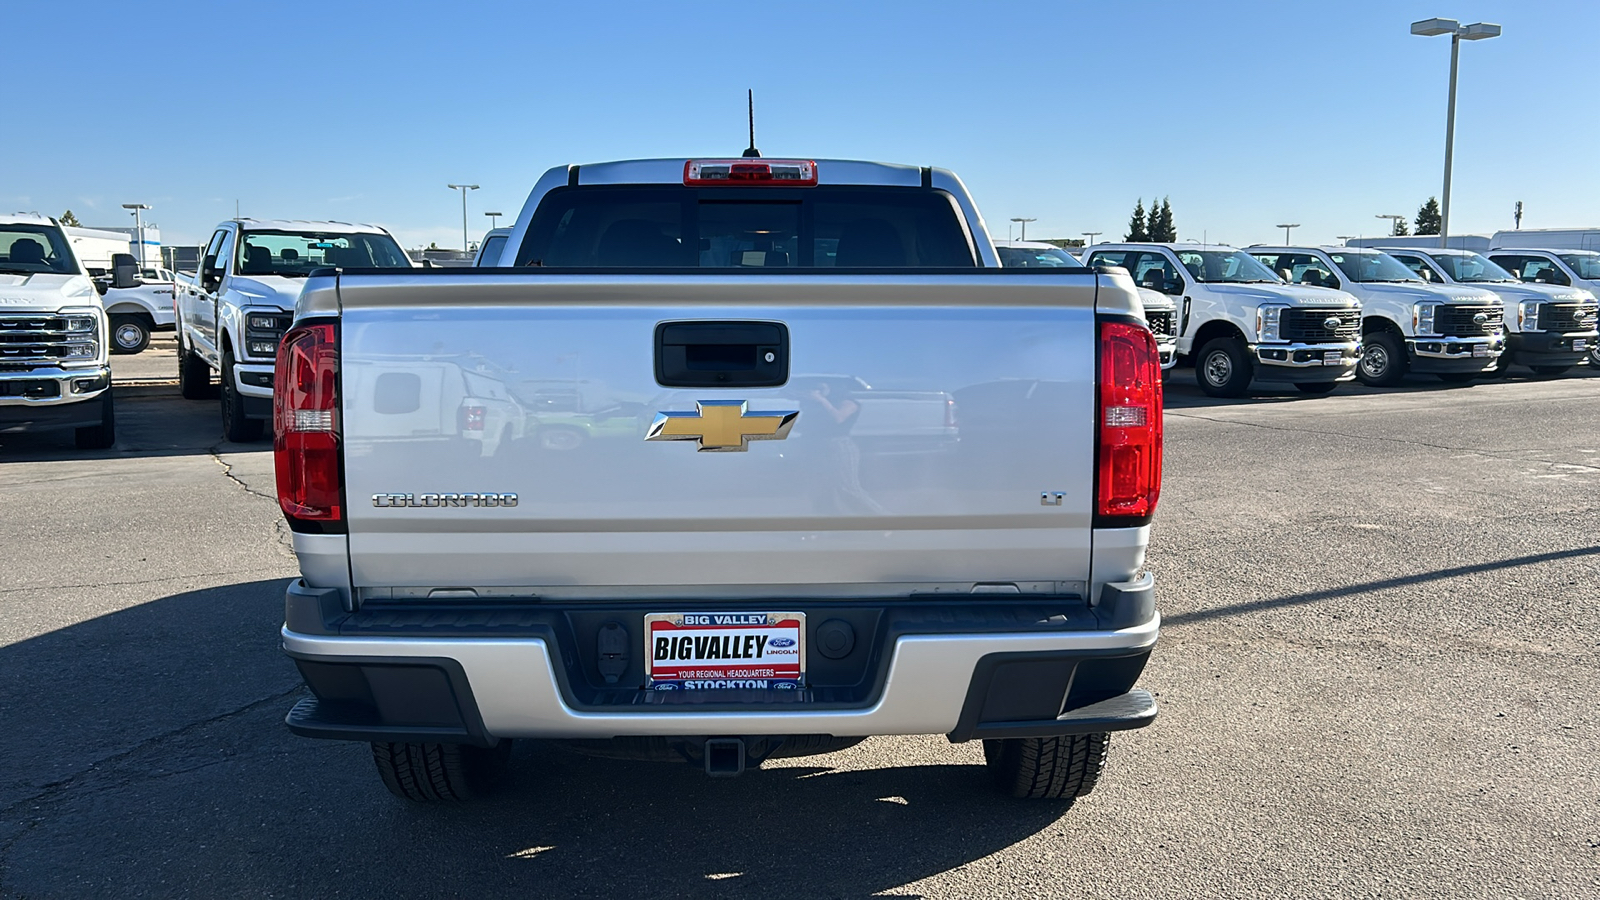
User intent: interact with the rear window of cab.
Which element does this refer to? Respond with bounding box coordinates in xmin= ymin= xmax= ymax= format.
xmin=513 ymin=186 xmax=977 ymax=269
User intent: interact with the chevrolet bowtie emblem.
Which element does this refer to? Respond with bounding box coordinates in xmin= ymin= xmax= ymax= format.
xmin=646 ymin=400 xmax=798 ymax=452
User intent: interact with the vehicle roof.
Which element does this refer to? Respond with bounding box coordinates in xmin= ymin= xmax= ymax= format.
xmin=228 ymin=218 xmax=389 ymax=234
xmin=993 ymin=240 xmax=1076 ymax=250
xmin=570 ymin=157 xmax=936 ymax=187
xmin=0 ymin=213 xmax=58 ymax=227
xmin=483 ymin=227 xmax=512 ymax=238
xmin=1486 ymin=247 xmax=1599 ymax=256
xmin=1372 ymin=246 xmax=1479 ymax=257
xmin=1088 ymin=242 xmax=1243 ymax=252
xmin=1247 ymin=245 xmax=1388 ymax=254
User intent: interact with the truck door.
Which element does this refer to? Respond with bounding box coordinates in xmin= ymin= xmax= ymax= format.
xmin=198 ymin=227 xmax=235 ymax=364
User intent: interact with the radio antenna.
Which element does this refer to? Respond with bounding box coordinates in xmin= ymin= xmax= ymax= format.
xmin=742 ymin=89 xmax=761 ymax=158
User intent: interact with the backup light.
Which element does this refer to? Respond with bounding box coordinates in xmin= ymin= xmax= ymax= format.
xmin=685 ymin=159 xmax=817 ymax=186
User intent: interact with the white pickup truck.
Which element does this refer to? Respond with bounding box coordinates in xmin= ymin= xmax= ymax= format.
xmin=1247 ymin=246 xmax=1504 ymax=386
xmin=1381 ymin=247 xmax=1598 ymax=377
xmin=1483 ymin=249 xmax=1600 ymax=370
xmin=275 ymin=157 xmax=1165 ymax=804
xmin=1084 ymin=243 xmax=1360 ymax=396
xmin=98 ymin=256 xmax=177 ymax=354
xmin=173 ymin=219 xmax=412 ymax=441
xmin=0 ymin=215 xmax=115 ymax=448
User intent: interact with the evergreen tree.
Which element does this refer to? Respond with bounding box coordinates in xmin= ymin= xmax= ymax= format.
xmin=1151 ymin=197 xmax=1176 ymax=241
xmin=1391 ymin=217 xmax=1410 ymax=236
xmin=59 ymin=209 xmax=81 ymax=227
xmin=1414 ymin=197 xmax=1442 ymax=235
xmin=1125 ymin=199 xmax=1148 ymax=242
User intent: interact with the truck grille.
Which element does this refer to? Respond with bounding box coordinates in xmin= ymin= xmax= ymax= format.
xmin=1281 ymin=307 xmax=1359 ymax=343
xmin=1146 ymin=310 xmax=1175 ymax=337
xmin=1434 ymin=305 xmax=1503 ymax=337
xmin=1541 ymin=302 xmax=1599 ymax=333
xmin=0 ymin=314 xmax=99 ymax=370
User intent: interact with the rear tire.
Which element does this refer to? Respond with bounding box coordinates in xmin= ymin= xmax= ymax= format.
xmin=109 ymin=314 xmax=151 ymax=354
xmin=178 ymin=343 xmax=217 ymax=399
xmin=371 ymin=740 xmax=513 ymax=802
xmin=220 ymin=348 xmax=264 ymax=442
xmin=1356 ymin=331 xmax=1407 ymax=387
xmin=1195 ymin=337 xmax=1253 ymax=398
xmin=1294 ymin=381 xmax=1338 ymax=395
xmin=1530 ymin=365 xmax=1571 ymax=378
xmin=984 ymin=733 xmax=1110 ymax=801
xmin=73 ymin=391 xmax=116 ymax=450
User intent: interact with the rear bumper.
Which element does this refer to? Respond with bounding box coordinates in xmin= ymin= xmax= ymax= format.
xmin=279 ymin=579 xmax=1160 ymax=744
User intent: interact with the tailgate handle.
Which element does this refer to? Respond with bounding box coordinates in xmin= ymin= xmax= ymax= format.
xmin=655 ymin=321 xmax=788 ymax=388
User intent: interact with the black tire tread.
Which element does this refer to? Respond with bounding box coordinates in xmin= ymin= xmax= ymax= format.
xmin=220 ymin=349 xmax=265 ymax=442
xmin=74 ymin=392 xmax=116 ymax=450
xmin=984 ymin=733 xmax=1110 ymax=801
xmin=178 ymin=345 xmax=217 ymax=399
xmin=1195 ymin=337 xmax=1253 ymax=398
xmin=371 ymin=741 xmax=509 ymax=802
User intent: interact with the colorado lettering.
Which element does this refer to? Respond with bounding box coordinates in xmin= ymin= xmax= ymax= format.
xmin=371 ymin=493 xmax=519 ymax=508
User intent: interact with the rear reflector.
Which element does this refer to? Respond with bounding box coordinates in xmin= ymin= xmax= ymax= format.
xmin=274 ymin=322 xmax=342 ymax=523
xmin=684 ymin=159 xmax=818 ymax=186
xmin=1096 ymin=318 xmax=1163 ymax=524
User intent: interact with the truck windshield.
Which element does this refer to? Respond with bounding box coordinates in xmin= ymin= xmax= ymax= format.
xmin=238 ymin=230 xmax=410 ymax=276
xmin=514 ymin=186 xmax=976 ymax=268
xmin=998 ymin=246 xmax=1081 ymax=268
xmin=1431 ymin=253 xmax=1517 ymax=283
xmin=1557 ymin=252 xmax=1600 ymax=280
xmin=0 ymin=225 xmax=78 ymax=275
xmin=1173 ymin=249 xmax=1280 ymax=283
xmin=1328 ymin=250 xmax=1421 ymax=283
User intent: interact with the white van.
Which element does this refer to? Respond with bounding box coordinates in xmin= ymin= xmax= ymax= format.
xmin=1084 ymin=243 xmax=1361 ymax=396
xmin=1490 ymin=228 xmax=1600 ymax=252
xmin=1247 ymin=246 xmax=1503 ymax=386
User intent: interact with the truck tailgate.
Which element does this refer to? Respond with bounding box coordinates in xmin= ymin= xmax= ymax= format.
xmin=332 ymin=273 xmax=1098 ymax=596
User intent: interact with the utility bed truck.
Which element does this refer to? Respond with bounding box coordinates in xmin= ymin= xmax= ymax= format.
xmin=275 ymin=157 xmax=1165 ymax=803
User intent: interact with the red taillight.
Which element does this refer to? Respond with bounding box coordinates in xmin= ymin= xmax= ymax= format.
xmin=459 ymin=404 xmax=486 ymax=432
xmin=1096 ymin=319 xmax=1163 ymax=523
xmin=274 ymin=322 xmax=342 ymax=523
xmin=684 ymin=159 xmax=818 ymax=186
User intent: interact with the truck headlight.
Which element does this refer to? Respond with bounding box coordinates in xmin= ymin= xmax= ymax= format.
xmin=1518 ymin=301 xmax=1542 ymax=332
xmin=249 ymin=315 xmax=279 ymax=330
xmin=63 ymin=316 xmax=97 ymax=333
xmin=1413 ymin=303 xmax=1438 ymax=336
xmin=1257 ymin=304 xmax=1288 ymax=342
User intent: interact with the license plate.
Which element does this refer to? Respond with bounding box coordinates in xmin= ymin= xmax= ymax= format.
xmin=1473 ymin=345 xmax=1489 ymax=357
xmin=645 ymin=612 xmax=805 ymax=690
xmin=1322 ymin=351 xmax=1342 ymax=366
xmin=1575 ymin=339 xmax=1588 ymax=351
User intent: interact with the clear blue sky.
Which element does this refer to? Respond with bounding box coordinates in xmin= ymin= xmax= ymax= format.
xmin=12 ymin=0 xmax=1595 ymax=250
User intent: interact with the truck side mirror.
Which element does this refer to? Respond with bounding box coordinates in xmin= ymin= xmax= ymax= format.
xmin=1164 ymin=278 xmax=1184 ymax=296
xmin=111 ymin=253 xmax=140 ymax=289
xmin=201 ymin=254 xmax=221 ymax=291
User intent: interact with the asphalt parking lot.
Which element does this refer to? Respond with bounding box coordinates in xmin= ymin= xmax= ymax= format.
xmin=2 ymin=357 xmax=1597 ymax=899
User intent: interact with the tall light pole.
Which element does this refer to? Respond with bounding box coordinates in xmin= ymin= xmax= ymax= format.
xmin=1376 ymin=214 xmax=1408 ymax=236
xmin=447 ymin=184 xmax=479 ymax=252
xmin=1010 ymin=217 xmax=1037 ymax=242
xmin=121 ymin=203 xmax=151 ymax=267
xmin=1276 ymin=223 xmax=1300 ymax=244
xmin=1082 ymin=231 xmax=1102 ymax=246
xmin=1335 ymin=235 xmax=1356 ymax=246
xmin=485 ymin=211 xmax=503 ymax=229
xmin=1411 ymin=17 xmax=1501 ymax=248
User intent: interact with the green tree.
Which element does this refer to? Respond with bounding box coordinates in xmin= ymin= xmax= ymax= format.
xmin=1414 ymin=197 xmax=1441 ymax=235
xmin=1125 ymin=199 xmax=1148 ymax=242
xmin=58 ymin=209 xmax=81 ymax=227
xmin=1391 ymin=217 xmax=1410 ymax=236
xmin=1149 ymin=197 xmax=1176 ymax=242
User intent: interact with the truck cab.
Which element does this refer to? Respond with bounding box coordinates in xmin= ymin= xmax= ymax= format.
xmin=0 ymin=215 xmax=115 ymax=448
xmin=174 ymin=219 xmax=412 ymax=441
xmin=473 ymin=228 xmax=512 ymax=266
xmin=1247 ymin=246 xmax=1504 ymax=386
xmin=1383 ymin=247 xmax=1597 ymax=377
xmin=1084 ymin=243 xmax=1360 ymax=397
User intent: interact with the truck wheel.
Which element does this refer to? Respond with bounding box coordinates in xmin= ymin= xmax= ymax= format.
xmin=1530 ymin=365 xmax=1571 ymax=378
xmin=1294 ymin=381 xmax=1338 ymax=394
xmin=178 ymin=343 xmax=217 ymax=400
xmin=1589 ymin=343 xmax=1600 ymax=368
xmin=371 ymin=740 xmax=513 ymax=802
xmin=1195 ymin=338 xmax=1252 ymax=398
xmin=220 ymin=349 xmax=265 ymax=442
xmin=109 ymin=314 xmax=151 ymax=354
xmin=74 ymin=391 xmax=116 ymax=450
xmin=983 ymin=733 xmax=1110 ymax=801
xmin=1356 ymin=332 xmax=1407 ymax=387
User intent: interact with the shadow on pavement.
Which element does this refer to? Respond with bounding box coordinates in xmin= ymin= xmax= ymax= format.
xmin=1162 ymin=362 xmax=1599 ymax=411
xmin=0 ymin=386 xmax=268 ymax=462
xmin=0 ymin=578 xmax=1075 ymax=898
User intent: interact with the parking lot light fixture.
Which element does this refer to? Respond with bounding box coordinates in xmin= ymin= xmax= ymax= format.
xmin=447 ymin=184 xmax=480 ymax=252
xmin=1010 ymin=217 xmax=1037 ymax=241
xmin=1277 ymin=224 xmax=1300 ymax=244
xmin=485 ymin=211 xmax=503 ymax=229
xmin=121 ymin=203 xmax=151 ymax=268
xmin=1082 ymin=231 xmax=1102 ymax=246
xmin=1412 ymin=17 xmax=1502 ymax=248
xmin=1376 ymin=214 xmax=1407 ymax=236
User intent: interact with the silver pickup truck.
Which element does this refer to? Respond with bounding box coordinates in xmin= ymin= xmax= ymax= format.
xmin=276 ymin=157 xmax=1164 ymax=804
